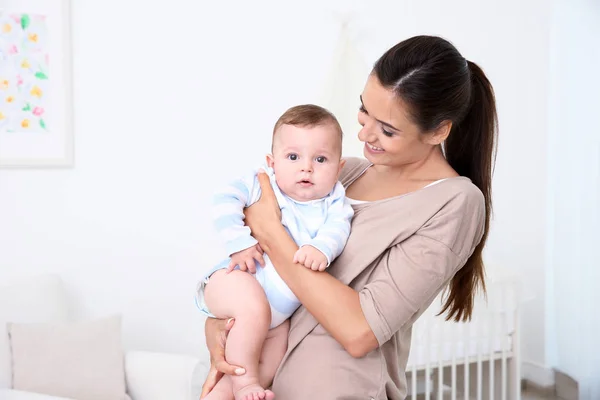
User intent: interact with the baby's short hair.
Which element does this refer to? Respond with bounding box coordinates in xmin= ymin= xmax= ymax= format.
xmin=272 ymin=104 xmax=343 ymax=150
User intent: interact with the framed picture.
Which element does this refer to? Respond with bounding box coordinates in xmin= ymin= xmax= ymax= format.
xmin=0 ymin=0 xmax=73 ymax=167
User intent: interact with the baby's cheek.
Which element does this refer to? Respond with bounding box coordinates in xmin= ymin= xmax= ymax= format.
xmin=323 ymin=172 xmax=340 ymax=189
xmin=275 ymin=174 xmax=290 ymax=190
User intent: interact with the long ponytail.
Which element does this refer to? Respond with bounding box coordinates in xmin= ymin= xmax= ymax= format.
xmin=374 ymin=36 xmax=498 ymax=322
xmin=439 ymin=60 xmax=498 ymax=322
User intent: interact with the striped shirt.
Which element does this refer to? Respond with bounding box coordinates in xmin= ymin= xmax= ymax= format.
xmin=212 ymin=165 xmax=354 ymax=264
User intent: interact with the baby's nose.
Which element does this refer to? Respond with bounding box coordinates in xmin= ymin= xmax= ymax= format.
xmin=301 ymin=161 xmax=313 ymax=172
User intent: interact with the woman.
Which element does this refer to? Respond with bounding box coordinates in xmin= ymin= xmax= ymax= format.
xmin=201 ymin=35 xmax=497 ymax=399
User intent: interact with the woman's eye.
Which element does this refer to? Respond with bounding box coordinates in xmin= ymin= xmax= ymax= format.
xmin=359 ymin=105 xmax=367 ymax=114
xmin=287 ymin=154 xmax=298 ymax=161
xmin=382 ymin=129 xmax=394 ymax=137
xmin=316 ymin=156 xmax=326 ymax=163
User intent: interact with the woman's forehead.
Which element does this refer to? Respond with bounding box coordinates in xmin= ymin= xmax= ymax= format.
xmin=362 ymin=75 xmax=413 ymax=130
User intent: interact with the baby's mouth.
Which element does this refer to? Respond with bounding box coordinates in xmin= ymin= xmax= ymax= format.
xmin=298 ymin=179 xmax=313 ymax=186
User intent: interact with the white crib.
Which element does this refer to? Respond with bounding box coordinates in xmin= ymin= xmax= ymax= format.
xmin=406 ymin=272 xmax=522 ymax=400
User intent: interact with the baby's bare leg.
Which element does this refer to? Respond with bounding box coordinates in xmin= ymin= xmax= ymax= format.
xmin=202 ymin=321 xmax=287 ymax=400
xmin=204 ymin=270 xmax=271 ymax=400
xmin=258 ymin=320 xmax=289 ymax=390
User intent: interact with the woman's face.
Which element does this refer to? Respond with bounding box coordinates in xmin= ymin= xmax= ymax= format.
xmin=357 ymin=74 xmax=435 ymax=168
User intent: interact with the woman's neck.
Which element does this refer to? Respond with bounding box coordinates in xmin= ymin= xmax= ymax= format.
xmin=371 ymin=146 xmax=457 ymax=183
xmin=346 ymin=148 xmax=457 ymax=202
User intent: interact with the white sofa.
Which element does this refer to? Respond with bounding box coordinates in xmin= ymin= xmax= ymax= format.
xmin=0 ymin=274 xmax=206 ymax=400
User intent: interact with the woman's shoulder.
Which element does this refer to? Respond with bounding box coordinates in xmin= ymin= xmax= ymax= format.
xmin=353 ymin=176 xmax=485 ymax=253
xmin=339 ymin=157 xmax=371 ymax=187
xmin=358 ymin=176 xmax=484 ymax=213
xmin=413 ymin=177 xmax=485 ymax=257
xmin=432 ymin=177 xmax=485 ymax=214
xmin=401 ymin=176 xmax=485 ymax=227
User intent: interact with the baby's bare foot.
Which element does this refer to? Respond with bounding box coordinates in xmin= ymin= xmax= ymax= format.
xmin=234 ymin=383 xmax=274 ymax=400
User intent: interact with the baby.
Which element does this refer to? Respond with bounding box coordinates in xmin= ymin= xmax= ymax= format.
xmin=196 ymin=104 xmax=354 ymax=400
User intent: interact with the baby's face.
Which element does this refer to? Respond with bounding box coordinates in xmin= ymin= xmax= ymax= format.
xmin=268 ymin=123 xmax=344 ymax=202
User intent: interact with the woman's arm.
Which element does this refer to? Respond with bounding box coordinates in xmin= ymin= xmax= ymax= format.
xmin=200 ymin=318 xmax=245 ymax=398
xmin=244 ymin=172 xmax=378 ymax=357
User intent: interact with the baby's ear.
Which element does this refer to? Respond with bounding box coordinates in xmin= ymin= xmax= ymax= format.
xmin=338 ymin=158 xmax=346 ymax=176
xmin=266 ymin=154 xmax=275 ymax=168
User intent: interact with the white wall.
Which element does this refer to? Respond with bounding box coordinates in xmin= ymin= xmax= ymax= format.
xmin=545 ymin=0 xmax=600 ymax=395
xmin=0 ymin=0 xmax=551 ymax=370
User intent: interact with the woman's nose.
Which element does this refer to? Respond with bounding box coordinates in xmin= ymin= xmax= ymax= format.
xmin=358 ymin=113 xmax=376 ymax=142
xmin=358 ymin=124 xmax=376 ymax=143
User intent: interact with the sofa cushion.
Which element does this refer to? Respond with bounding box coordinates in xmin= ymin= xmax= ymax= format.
xmin=0 ymin=388 xmax=74 ymax=399
xmin=8 ymin=315 xmax=129 ymax=400
xmin=0 ymin=275 xmax=69 ymax=389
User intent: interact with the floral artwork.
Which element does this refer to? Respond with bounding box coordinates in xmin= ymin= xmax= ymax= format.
xmin=0 ymin=12 xmax=50 ymax=133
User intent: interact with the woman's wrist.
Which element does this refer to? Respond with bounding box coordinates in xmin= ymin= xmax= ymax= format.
xmin=255 ymin=219 xmax=286 ymax=251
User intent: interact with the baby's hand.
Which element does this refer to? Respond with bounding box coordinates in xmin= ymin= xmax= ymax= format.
xmin=228 ymin=244 xmax=264 ymax=274
xmin=293 ymin=245 xmax=328 ymax=271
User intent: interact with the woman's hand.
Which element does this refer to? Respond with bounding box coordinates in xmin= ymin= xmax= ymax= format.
xmin=243 ymin=170 xmax=282 ymax=244
xmin=200 ymin=318 xmax=246 ymax=398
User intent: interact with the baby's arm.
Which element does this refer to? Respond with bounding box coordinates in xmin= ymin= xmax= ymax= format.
xmin=212 ymin=172 xmax=264 ymax=272
xmin=294 ymin=183 xmax=354 ymax=270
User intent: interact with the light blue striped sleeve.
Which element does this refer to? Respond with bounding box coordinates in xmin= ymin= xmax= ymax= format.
xmin=211 ymin=171 xmax=262 ymax=256
xmin=307 ymin=182 xmax=354 ymax=266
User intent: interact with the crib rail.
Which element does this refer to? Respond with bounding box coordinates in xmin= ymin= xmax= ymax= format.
xmin=406 ymin=277 xmax=521 ymax=400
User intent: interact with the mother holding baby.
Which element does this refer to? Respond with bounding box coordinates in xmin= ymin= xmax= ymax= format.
xmin=201 ymin=34 xmax=498 ymax=399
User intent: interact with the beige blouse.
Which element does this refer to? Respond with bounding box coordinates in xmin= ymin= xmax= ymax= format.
xmin=271 ymin=157 xmax=486 ymax=399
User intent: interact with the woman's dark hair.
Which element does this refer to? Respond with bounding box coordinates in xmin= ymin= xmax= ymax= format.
xmin=373 ymin=35 xmax=498 ymax=322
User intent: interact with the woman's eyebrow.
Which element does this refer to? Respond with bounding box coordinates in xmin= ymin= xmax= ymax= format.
xmin=360 ymin=95 xmax=401 ymax=132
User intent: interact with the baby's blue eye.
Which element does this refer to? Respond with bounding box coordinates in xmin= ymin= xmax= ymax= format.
xmin=316 ymin=156 xmax=326 ymax=163
xmin=288 ymin=154 xmax=298 ymax=161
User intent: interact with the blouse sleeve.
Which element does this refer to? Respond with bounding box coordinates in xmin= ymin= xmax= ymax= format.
xmin=358 ymin=189 xmax=485 ymax=345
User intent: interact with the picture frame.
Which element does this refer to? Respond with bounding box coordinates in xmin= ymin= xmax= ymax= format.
xmin=0 ymin=0 xmax=73 ymax=167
